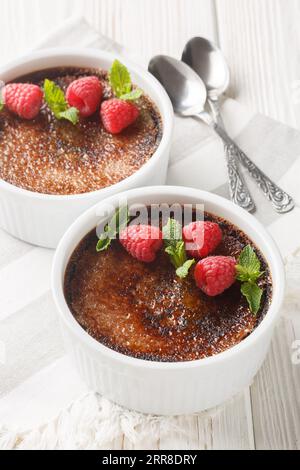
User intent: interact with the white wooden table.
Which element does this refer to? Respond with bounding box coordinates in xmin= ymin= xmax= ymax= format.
xmin=1 ymin=0 xmax=300 ymax=450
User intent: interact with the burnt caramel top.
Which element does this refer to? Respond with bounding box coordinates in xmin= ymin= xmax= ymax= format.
xmin=0 ymin=67 xmax=162 ymax=195
xmin=64 ymin=212 xmax=272 ymax=362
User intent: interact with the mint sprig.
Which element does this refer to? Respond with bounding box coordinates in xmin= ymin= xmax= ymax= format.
xmin=236 ymin=245 xmax=264 ymax=315
xmin=119 ymin=89 xmax=143 ymax=101
xmin=176 ymin=259 xmax=196 ymax=279
xmin=96 ymin=206 xmax=129 ymax=252
xmin=43 ymin=79 xmax=79 ymax=125
xmin=163 ymin=218 xmax=195 ymax=279
xmin=109 ymin=59 xmax=143 ymax=101
xmin=0 ymin=87 xmax=4 ymax=111
xmin=241 ymin=282 xmax=263 ymax=315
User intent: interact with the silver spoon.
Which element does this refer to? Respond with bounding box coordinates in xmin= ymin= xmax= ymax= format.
xmin=182 ymin=36 xmax=294 ymax=214
xmin=148 ymin=55 xmax=255 ymax=212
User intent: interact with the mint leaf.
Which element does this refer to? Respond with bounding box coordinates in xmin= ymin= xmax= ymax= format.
xmin=109 ymin=60 xmax=132 ymax=98
xmin=44 ymin=79 xmax=67 ymax=115
xmin=120 ymin=88 xmax=143 ymax=101
xmin=165 ymin=241 xmax=186 ymax=268
xmin=176 ymin=259 xmax=195 ymax=279
xmin=96 ymin=206 xmax=129 ymax=252
xmin=109 ymin=60 xmax=143 ymax=102
xmin=96 ymin=234 xmax=112 ymax=252
xmin=241 ymin=281 xmax=263 ymax=315
xmin=163 ymin=218 xmax=194 ymax=278
xmin=58 ymin=107 xmax=79 ymax=125
xmin=0 ymin=86 xmax=4 ymax=111
xmin=236 ymin=245 xmax=262 ymax=282
xmin=236 ymin=245 xmax=264 ymax=315
xmin=109 ymin=205 xmax=130 ymax=236
xmin=163 ymin=218 xmax=182 ymax=248
xmin=43 ymin=79 xmax=78 ymax=125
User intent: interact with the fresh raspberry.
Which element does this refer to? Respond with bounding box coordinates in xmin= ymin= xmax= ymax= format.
xmin=100 ymin=98 xmax=139 ymax=134
xmin=194 ymin=256 xmax=236 ymax=296
xmin=183 ymin=221 xmax=222 ymax=258
xmin=66 ymin=76 xmax=103 ymax=117
xmin=119 ymin=224 xmax=163 ymax=262
xmin=2 ymin=83 xmax=43 ymax=120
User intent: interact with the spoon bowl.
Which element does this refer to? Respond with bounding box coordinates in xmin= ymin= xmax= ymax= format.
xmin=148 ymin=55 xmax=207 ymax=116
xmin=182 ymin=36 xmax=230 ymax=98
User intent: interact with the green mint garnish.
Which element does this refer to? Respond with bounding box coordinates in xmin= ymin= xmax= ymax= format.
xmin=236 ymin=245 xmax=264 ymax=315
xmin=162 ymin=217 xmax=182 ymax=248
xmin=176 ymin=259 xmax=195 ymax=279
xmin=236 ymin=245 xmax=263 ymax=282
xmin=163 ymin=218 xmax=195 ymax=279
xmin=58 ymin=107 xmax=79 ymax=125
xmin=119 ymin=88 xmax=143 ymax=101
xmin=240 ymin=282 xmax=263 ymax=316
xmin=96 ymin=206 xmax=129 ymax=252
xmin=109 ymin=59 xmax=143 ymax=101
xmin=0 ymin=88 xmax=4 ymax=111
xmin=43 ymin=79 xmax=79 ymax=125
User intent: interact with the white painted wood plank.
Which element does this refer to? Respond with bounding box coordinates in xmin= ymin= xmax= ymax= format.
xmin=0 ymin=0 xmax=217 ymax=64
xmin=210 ymin=391 xmax=254 ymax=450
xmin=216 ymin=0 xmax=298 ymax=127
xmin=250 ymin=318 xmax=300 ymax=450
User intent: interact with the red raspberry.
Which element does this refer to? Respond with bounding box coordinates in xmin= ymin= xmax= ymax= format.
xmin=2 ymin=83 xmax=43 ymax=120
xmin=100 ymin=98 xmax=139 ymax=134
xmin=194 ymin=256 xmax=236 ymax=296
xmin=183 ymin=221 xmax=222 ymax=258
xmin=66 ymin=76 xmax=103 ymax=117
xmin=119 ymin=224 xmax=163 ymax=262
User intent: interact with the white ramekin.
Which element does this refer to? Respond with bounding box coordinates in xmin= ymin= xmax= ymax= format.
xmin=0 ymin=48 xmax=173 ymax=248
xmin=52 ymin=186 xmax=285 ymax=415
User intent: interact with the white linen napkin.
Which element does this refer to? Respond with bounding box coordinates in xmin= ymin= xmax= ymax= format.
xmin=0 ymin=15 xmax=300 ymax=450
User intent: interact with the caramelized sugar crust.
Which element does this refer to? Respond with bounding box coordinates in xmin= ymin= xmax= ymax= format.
xmin=64 ymin=212 xmax=272 ymax=362
xmin=0 ymin=67 xmax=162 ymax=195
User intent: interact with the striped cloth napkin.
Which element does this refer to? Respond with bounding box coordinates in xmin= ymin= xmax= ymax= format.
xmin=0 ymin=16 xmax=299 ymax=450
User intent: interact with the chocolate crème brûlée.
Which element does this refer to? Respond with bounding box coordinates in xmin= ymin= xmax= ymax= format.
xmin=0 ymin=65 xmax=162 ymax=195
xmin=64 ymin=208 xmax=272 ymax=362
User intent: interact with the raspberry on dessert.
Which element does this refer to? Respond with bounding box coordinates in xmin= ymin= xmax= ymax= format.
xmin=194 ymin=256 xmax=236 ymax=296
xmin=119 ymin=224 xmax=163 ymax=262
xmin=100 ymin=98 xmax=139 ymax=134
xmin=183 ymin=221 xmax=222 ymax=258
xmin=66 ymin=76 xmax=103 ymax=117
xmin=2 ymin=83 xmax=43 ymax=120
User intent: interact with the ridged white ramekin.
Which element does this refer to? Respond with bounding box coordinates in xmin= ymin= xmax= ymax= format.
xmin=52 ymin=186 xmax=285 ymax=415
xmin=0 ymin=48 xmax=173 ymax=248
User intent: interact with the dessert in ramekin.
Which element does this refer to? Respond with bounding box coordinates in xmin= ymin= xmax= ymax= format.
xmin=52 ymin=186 xmax=285 ymax=415
xmin=0 ymin=49 xmax=173 ymax=248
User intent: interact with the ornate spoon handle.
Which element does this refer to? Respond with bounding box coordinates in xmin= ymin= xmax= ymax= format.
xmin=232 ymin=146 xmax=294 ymax=214
xmin=209 ymin=99 xmax=295 ymax=214
xmin=214 ymin=125 xmax=256 ymax=212
xmin=196 ymin=111 xmax=255 ymax=213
